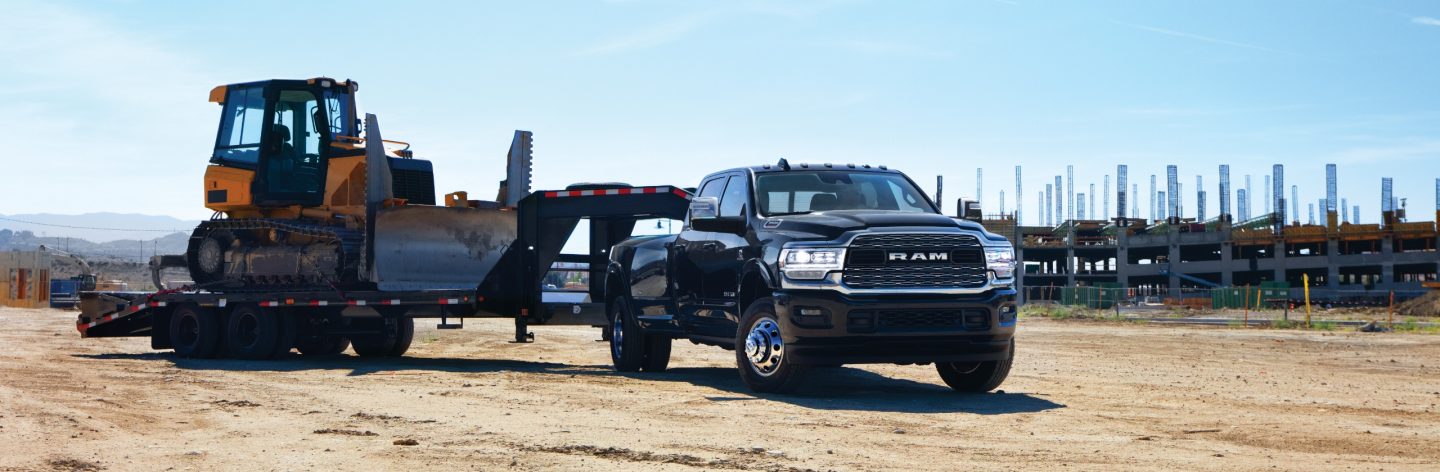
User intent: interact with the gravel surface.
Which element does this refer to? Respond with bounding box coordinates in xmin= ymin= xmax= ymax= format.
xmin=1 ymin=307 xmax=1437 ymax=471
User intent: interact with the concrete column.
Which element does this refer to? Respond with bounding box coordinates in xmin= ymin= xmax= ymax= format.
xmin=1382 ymin=236 xmax=1395 ymax=284
xmin=1326 ymin=239 xmax=1341 ymax=292
xmin=1116 ymin=233 xmax=1130 ymax=288
xmin=1273 ymin=241 xmax=1286 ymax=283
xmin=1220 ymin=242 xmax=1234 ymax=286
xmin=1168 ymin=237 xmax=1181 ymax=298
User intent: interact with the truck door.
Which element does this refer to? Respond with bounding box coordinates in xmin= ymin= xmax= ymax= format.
xmin=672 ymin=177 xmax=727 ymax=326
xmin=706 ymin=174 xmax=751 ymax=326
xmin=680 ymin=174 xmax=750 ymax=337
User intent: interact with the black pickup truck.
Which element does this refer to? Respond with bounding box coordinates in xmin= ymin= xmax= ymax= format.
xmin=604 ymin=160 xmax=1018 ymax=393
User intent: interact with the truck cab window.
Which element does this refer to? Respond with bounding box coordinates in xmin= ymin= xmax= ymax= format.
xmin=719 ymin=175 xmax=748 ymax=218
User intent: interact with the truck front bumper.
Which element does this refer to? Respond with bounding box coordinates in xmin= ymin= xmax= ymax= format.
xmin=772 ymin=288 xmax=1017 ymax=365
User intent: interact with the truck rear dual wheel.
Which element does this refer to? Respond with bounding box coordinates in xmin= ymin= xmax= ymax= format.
xmin=736 ymin=297 xmax=807 ymax=393
xmin=608 ymin=297 xmax=671 ymax=372
xmin=350 ymin=318 xmax=414 ymax=357
xmin=935 ymin=339 xmax=1014 ymax=393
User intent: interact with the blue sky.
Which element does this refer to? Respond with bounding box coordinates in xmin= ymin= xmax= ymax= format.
xmin=1 ymin=0 xmax=1438 ymax=227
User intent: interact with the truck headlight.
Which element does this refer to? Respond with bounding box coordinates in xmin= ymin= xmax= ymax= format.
xmin=985 ymin=246 xmax=1016 ymax=279
xmin=779 ymin=248 xmax=844 ymax=280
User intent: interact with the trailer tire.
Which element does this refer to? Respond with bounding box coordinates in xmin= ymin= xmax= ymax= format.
xmin=936 ymin=339 xmax=1014 ymax=393
xmin=270 ymin=312 xmax=297 ymax=359
xmin=736 ymin=297 xmax=807 ymax=393
xmin=609 ymin=296 xmax=645 ymax=372
xmin=170 ymin=305 xmax=221 ymax=359
xmin=388 ymin=318 xmax=414 ymax=357
xmin=296 ymin=335 xmax=350 ymax=357
xmin=225 ymin=306 xmax=282 ymax=360
xmin=351 ymin=318 xmax=411 ymax=358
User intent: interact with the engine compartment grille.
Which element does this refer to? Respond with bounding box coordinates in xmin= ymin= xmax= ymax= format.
xmin=843 ymin=233 xmax=989 ymax=289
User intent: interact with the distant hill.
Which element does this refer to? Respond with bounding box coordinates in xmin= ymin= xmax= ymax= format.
xmin=0 ymin=212 xmax=199 ymax=243
xmin=0 ymin=229 xmax=189 ymax=263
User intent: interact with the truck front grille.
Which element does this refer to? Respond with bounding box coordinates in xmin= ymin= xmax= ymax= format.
xmin=842 ymin=233 xmax=989 ymax=289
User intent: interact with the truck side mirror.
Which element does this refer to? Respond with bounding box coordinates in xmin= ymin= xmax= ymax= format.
xmin=964 ymin=200 xmax=983 ymax=221
xmin=689 ymin=196 xmax=719 ymax=222
xmin=688 ymin=197 xmax=744 ymax=233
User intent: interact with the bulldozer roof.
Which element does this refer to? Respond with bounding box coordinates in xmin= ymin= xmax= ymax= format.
xmin=208 ymin=77 xmax=357 ymax=103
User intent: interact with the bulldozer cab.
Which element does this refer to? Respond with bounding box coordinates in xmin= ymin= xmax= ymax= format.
xmin=209 ymin=78 xmax=359 ymax=208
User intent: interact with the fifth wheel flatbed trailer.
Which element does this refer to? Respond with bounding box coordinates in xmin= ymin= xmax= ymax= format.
xmin=77 ymin=184 xmax=691 ymax=358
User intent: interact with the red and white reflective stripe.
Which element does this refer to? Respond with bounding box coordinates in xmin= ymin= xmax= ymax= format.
xmin=147 ymin=301 xmax=167 ymax=308
xmin=543 ymin=186 xmax=679 ymax=198
xmin=308 ymin=300 xmax=330 ymax=306
xmin=381 ymin=299 xmax=402 ymax=306
xmin=261 ymin=301 xmax=281 ymax=307
xmin=438 ymin=298 xmax=461 ymax=305
xmin=348 ymin=300 xmax=366 ymax=306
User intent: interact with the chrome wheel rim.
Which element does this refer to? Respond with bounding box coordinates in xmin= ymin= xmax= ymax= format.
xmin=745 ymin=318 xmax=784 ymax=377
xmin=610 ymin=314 xmax=624 ymax=359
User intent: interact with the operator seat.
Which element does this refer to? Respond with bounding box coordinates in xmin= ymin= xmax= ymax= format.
xmin=266 ymin=124 xmax=296 ymax=190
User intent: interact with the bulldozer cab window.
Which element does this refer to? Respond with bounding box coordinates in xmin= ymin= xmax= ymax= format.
xmin=261 ymin=89 xmax=325 ymax=201
xmin=212 ymin=85 xmax=267 ymax=167
xmin=323 ymin=88 xmax=355 ymax=138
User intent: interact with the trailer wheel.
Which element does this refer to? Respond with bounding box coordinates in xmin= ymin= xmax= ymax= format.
xmin=735 ymin=297 xmax=807 ymax=393
xmin=388 ymin=317 xmax=415 ymax=356
xmin=935 ymin=339 xmax=1014 ymax=393
xmin=609 ymin=297 xmax=645 ymax=372
xmin=225 ymin=305 xmax=283 ymax=360
xmin=270 ymin=312 xmax=297 ymax=359
xmin=296 ymin=335 xmax=350 ymax=356
xmin=170 ymin=305 xmax=221 ymax=359
xmin=351 ymin=317 xmax=412 ymax=357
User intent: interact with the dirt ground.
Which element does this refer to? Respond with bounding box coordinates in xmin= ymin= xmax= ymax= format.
xmin=2 ymin=307 xmax=1437 ymax=471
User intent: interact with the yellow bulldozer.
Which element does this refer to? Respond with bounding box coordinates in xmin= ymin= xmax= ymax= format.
xmin=184 ymin=77 xmax=528 ymax=291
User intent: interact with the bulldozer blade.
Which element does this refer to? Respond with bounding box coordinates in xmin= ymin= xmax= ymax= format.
xmin=372 ymin=205 xmax=517 ymax=291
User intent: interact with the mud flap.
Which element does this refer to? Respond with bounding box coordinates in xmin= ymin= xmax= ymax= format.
xmin=372 ymin=205 xmax=517 ymax=290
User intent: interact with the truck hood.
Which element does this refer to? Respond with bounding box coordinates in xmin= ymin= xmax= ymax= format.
xmin=765 ymin=210 xmax=999 ymax=241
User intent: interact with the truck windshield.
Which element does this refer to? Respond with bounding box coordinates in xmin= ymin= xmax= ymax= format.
xmin=755 ymin=171 xmax=936 ymax=216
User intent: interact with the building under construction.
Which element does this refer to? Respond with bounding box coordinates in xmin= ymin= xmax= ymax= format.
xmin=979 ymin=164 xmax=1440 ymax=303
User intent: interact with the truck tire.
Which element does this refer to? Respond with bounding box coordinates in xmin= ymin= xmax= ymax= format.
xmin=736 ymin=297 xmax=807 ymax=393
xmin=296 ymin=335 xmax=350 ymax=356
xmin=936 ymin=339 xmax=1014 ymax=393
xmin=641 ymin=334 xmax=672 ymax=372
xmin=225 ymin=306 xmax=282 ymax=360
xmin=609 ymin=297 xmax=645 ymax=372
xmin=170 ymin=305 xmax=222 ymax=359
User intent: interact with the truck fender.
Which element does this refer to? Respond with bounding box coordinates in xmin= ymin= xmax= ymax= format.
xmin=736 ymin=259 xmax=778 ymax=310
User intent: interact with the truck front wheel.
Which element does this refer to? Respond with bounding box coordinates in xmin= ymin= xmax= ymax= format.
xmin=735 ymin=297 xmax=807 ymax=393
xmin=936 ymin=339 xmax=1014 ymax=393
